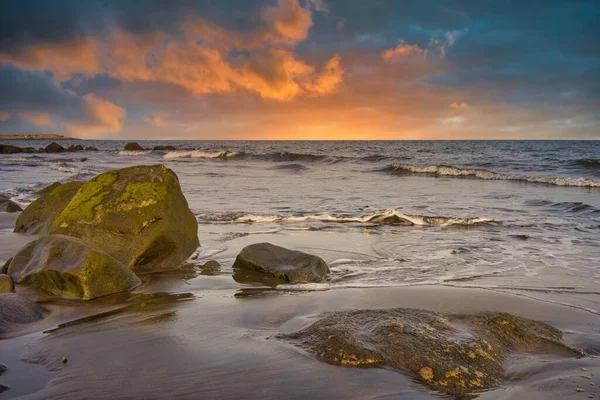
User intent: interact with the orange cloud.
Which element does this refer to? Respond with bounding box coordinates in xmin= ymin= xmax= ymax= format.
xmin=450 ymin=101 xmax=470 ymax=109
xmin=19 ymin=112 xmax=52 ymax=127
xmin=0 ymin=112 xmax=10 ymax=122
xmin=0 ymin=38 xmax=100 ymax=80
xmin=262 ymin=0 xmax=313 ymax=43
xmin=65 ymin=94 xmax=126 ymax=137
xmin=143 ymin=113 xmax=168 ymax=127
xmin=382 ymin=42 xmax=425 ymax=61
xmin=0 ymin=0 xmax=341 ymax=102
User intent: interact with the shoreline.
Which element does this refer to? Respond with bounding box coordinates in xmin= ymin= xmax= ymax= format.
xmin=0 ymin=277 xmax=598 ymax=399
xmin=0 ymin=135 xmax=78 ymax=141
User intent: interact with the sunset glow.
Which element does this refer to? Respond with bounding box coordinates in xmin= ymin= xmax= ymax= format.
xmin=0 ymin=0 xmax=598 ymax=139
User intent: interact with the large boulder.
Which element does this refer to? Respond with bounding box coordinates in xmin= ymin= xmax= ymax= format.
xmin=0 ymin=274 xmax=13 ymax=293
xmin=153 ymin=145 xmax=176 ymax=151
xmin=7 ymin=235 xmax=141 ymax=300
xmin=14 ymin=181 xmax=84 ymax=234
xmin=0 ymin=144 xmax=23 ymax=154
xmin=85 ymin=146 xmax=99 ymax=151
xmin=50 ymin=165 xmax=199 ymax=272
xmin=124 ymin=142 xmax=143 ymax=151
xmin=0 ymin=293 xmax=47 ymax=327
xmin=45 ymin=142 xmax=65 ymax=153
xmin=232 ymin=243 xmax=329 ymax=285
xmin=280 ymin=309 xmax=584 ymax=397
xmin=0 ymin=199 xmax=22 ymax=213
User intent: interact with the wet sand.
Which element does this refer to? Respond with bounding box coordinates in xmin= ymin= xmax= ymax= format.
xmin=0 ymin=272 xmax=598 ymax=399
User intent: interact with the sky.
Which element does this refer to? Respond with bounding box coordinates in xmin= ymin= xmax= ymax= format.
xmin=0 ymin=0 xmax=598 ymax=140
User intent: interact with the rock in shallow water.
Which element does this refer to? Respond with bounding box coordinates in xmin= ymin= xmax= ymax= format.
xmin=49 ymin=165 xmax=199 ymax=273
xmin=233 ymin=243 xmax=329 ymax=286
xmin=279 ymin=308 xmax=583 ymax=398
xmin=0 ymin=293 xmax=47 ymax=326
xmin=7 ymin=235 xmax=141 ymax=300
xmin=124 ymin=142 xmax=143 ymax=151
xmin=14 ymin=181 xmax=83 ymax=234
xmin=0 ymin=199 xmax=22 ymax=213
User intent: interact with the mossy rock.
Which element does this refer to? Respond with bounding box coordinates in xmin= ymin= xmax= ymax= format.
xmin=0 ymin=274 xmax=13 ymax=293
xmin=232 ymin=243 xmax=329 ymax=286
xmin=0 ymin=293 xmax=47 ymax=327
xmin=14 ymin=181 xmax=84 ymax=234
xmin=45 ymin=142 xmax=65 ymax=153
xmin=279 ymin=308 xmax=583 ymax=398
xmin=7 ymin=235 xmax=141 ymax=300
xmin=50 ymin=165 xmax=199 ymax=273
xmin=200 ymin=260 xmax=221 ymax=276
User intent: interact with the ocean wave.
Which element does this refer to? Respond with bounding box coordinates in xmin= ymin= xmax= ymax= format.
xmin=385 ymin=163 xmax=600 ymax=188
xmin=0 ymin=156 xmax=88 ymax=163
xmin=197 ymin=209 xmax=499 ymax=227
xmin=163 ymin=150 xmax=241 ymax=159
xmin=525 ymin=200 xmax=600 ymax=214
xmin=262 ymin=151 xmax=329 ymax=162
xmin=49 ymin=162 xmax=93 ymax=176
xmin=576 ymin=158 xmax=600 ymax=168
xmin=271 ymin=163 xmax=309 ymax=171
xmin=118 ymin=150 xmax=148 ymax=156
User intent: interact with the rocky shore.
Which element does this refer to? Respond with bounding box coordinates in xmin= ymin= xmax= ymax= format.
xmin=0 ymin=164 xmax=597 ymax=399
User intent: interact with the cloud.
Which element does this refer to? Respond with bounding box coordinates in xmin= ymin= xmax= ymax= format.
xmin=450 ymin=101 xmax=469 ymax=109
xmin=382 ymin=42 xmax=425 ymax=61
xmin=143 ymin=113 xmax=168 ymax=127
xmin=0 ymin=1 xmax=343 ymax=102
xmin=0 ymin=111 xmax=10 ymax=122
xmin=0 ymin=66 xmax=125 ymax=137
xmin=64 ymin=93 xmax=126 ymax=137
xmin=20 ymin=112 xmax=52 ymax=127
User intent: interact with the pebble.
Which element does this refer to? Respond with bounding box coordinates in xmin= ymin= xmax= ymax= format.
xmin=61 ymin=356 xmax=68 ymax=364
xmin=576 ymin=388 xmax=585 ymax=392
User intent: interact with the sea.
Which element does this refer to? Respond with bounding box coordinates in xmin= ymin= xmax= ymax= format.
xmin=1 ymin=140 xmax=599 ymax=315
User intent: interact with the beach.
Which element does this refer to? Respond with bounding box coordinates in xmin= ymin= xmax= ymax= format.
xmin=1 ymin=140 xmax=599 ymax=398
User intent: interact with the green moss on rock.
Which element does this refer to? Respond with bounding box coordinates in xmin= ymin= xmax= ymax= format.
xmin=0 ymin=274 xmax=13 ymax=293
xmin=50 ymin=165 xmax=199 ymax=273
xmin=14 ymin=181 xmax=84 ymax=234
xmin=8 ymin=235 xmax=141 ymax=300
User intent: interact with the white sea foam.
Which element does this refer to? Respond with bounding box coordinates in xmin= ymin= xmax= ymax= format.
xmin=163 ymin=150 xmax=239 ymax=159
xmin=389 ymin=163 xmax=600 ymax=188
xmin=118 ymin=150 xmax=148 ymax=156
xmin=205 ymin=209 xmax=499 ymax=227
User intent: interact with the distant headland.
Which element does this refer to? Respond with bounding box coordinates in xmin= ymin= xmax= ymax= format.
xmin=0 ymin=134 xmax=78 ymax=140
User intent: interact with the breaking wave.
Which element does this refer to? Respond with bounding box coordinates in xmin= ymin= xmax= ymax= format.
xmin=385 ymin=163 xmax=600 ymax=188
xmin=196 ymin=209 xmax=499 ymax=227
xmin=118 ymin=150 xmax=148 ymax=156
xmin=163 ymin=150 xmax=242 ymax=159
xmin=271 ymin=163 xmax=309 ymax=171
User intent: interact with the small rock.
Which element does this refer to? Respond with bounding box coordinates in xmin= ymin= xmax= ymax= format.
xmin=0 ymin=362 xmax=7 ymax=375
xmin=45 ymin=142 xmax=65 ymax=153
xmin=582 ymin=375 xmax=592 ymax=379
xmin=577 ymin=388 xmax=585 ymax=392
xmin=62 ymin=356 xmax=68 ymax=363
xmin=123 ymin=142 xmax=143 ymax=151
xmin=85 ymin=146 xmax=99 ymax=151
xmin=0 ymin=384 xmax=9 ymax=393
xmin=67 ymin=144 xmax=84 ymax=152
xmin=0 ymin=198 xmax=22 ymax=213
xmin=200 ymin=260 xmax=221 ymax=276
xmin=582 ymin=368 xmax=589 ymax=371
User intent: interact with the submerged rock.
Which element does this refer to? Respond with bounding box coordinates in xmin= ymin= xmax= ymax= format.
xmin=280 ymin=308 xmax=583 ymax=398
xmin=0 ymin=274 xmax=13 ymax=293
xmin=50 ymin=165 xmax=199 ymax=272
xmin=153 ymin=145 xmax=176 ymax=151
xmin=0 ymin=293 xmax=47 ymax=326
xmin=124 ymin=142 xmax=143 ymax=151
xmin=14 ymin=181 xmax=84 ymax=234
xmin=0 ymin=198 xmax=22 ymax=213
xmin=67 ymin=144 xmax=84 ymax=152
xmin=7 ymin=235 xmax=141 ymax=300
xmin=232 ymin=243 xmax=329 ymax=285
xmin=45 ymin=142 xmax=65 ymax=153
